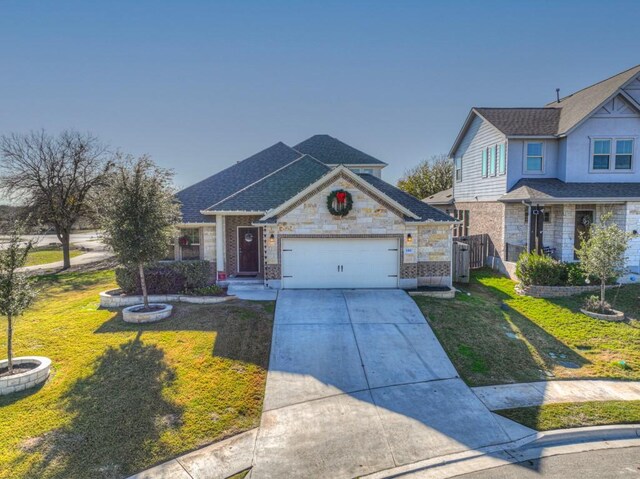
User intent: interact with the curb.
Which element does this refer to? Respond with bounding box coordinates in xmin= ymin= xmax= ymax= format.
xmin=362 ymin=424 xmax=640 ymax=479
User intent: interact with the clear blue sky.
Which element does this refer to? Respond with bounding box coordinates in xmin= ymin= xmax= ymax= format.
xmin=1 ymin=0 xmax=638 ymax=188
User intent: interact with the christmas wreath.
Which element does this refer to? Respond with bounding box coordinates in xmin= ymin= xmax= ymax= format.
xmin=326 ymin=189 xmax=353 ymax=217
xmin=178 ymin=235 xmax=191 ymax=247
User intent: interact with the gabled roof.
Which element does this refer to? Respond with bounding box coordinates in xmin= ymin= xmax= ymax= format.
xmin=500 ymin=178 xmax=640 ymax=203
xmin=474 ymin=108 xmax=560 ymax=136
xmin=546 ymin=64 xmax=640 ymax=135
xmin=204 ymin=155 xmax=331 ymax=213
xmin=177 ymin=142 xmax=302 ymax=222
xmin=294 ymin=134 xmax=387 ymax=166
xmin=450 ymin=65 xmax=640 ymax=156
xmin=357 ymin=174 xmax=456 ymax=222
xmin=423 ymin=187 xmax=454 ymax=206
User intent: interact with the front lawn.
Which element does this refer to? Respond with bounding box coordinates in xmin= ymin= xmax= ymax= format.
xmin=24 ymin=246 xmax=83 ymax=267
xmin=0 ymin=270 xmax=274 ymax=479
xmin=497 ymin=401 xmax=640 ymax=431
xmin=413 ymin=269 xmax=640 ymax=386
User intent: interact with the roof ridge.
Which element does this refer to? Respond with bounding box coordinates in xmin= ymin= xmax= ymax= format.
xmin=205 ymin=153 xmax=310 ymax=210
xmin=475 ymin=107 xmax=556 ymax=110
xmin=545 ymin=64 xmax=640 ymax=106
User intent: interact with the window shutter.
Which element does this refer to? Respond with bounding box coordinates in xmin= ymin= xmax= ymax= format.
xmin=481 ymin=149 xmax=487 ymax=177
xmin=498 ymin=143 xmax=506 ymax=174
xmin=489 ymin=146 xmax=496 ymax=176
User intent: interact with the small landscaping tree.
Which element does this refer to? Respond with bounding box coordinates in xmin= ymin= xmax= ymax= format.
xmin=575 ymin=212 xmax=632 ymax=312
xmin=0 ymin=222 xmax=37 ymax=374
xmin=100 ymin=156 xmax=181 ymax=309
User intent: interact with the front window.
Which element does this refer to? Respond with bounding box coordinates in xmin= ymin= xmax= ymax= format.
xmin=453 ymin=209 xmax=469 ymax=237
xmin=615 ymin=139 xmax=633 ymax=170
xmin=455 ymin=157 xmax=462 ymax=182
xmin=592 ymin=139 xmax=611 ymax=170
xmin=525 ymin=142 xmax=543 ymax=172
xmin=179 ymin=228 xmax=201 ymax=260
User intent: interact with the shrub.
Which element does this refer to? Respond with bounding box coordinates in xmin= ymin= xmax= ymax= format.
xmin=583 ymin=295 xmax=613 ymax=314
xmin=565 ymin=262 xmax=586 ymax=286
xmin=187 ymin=284 xmax=226 ymax=296
xmin=116 ymin=261 xmax=211 ymax=295
xmin=515 ymin=252 xmax=566 ymax=286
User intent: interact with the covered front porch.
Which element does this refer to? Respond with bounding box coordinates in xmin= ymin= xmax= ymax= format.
xmin=504 ymin=201 xmax=640 ymax=273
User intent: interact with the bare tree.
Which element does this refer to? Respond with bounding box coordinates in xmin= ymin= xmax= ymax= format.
xmin=397 ymin=154 xmax=453 ymax=200
xmin=0 ymin=130 xmax=113 ymax=269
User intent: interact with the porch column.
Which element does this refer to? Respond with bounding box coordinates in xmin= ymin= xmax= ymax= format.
xmin=216 ymin=214 xmax=225 ymax=273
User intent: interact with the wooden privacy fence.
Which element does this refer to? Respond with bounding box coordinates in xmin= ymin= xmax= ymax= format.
xmin=455 ymin=234 xmax=490 ymax=269
xmin=452 ymin=241 xmax=470 ymax=283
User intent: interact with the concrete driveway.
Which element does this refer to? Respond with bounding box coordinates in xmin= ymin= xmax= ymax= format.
xmin=251 ymin=290 xmax=534 ymax=478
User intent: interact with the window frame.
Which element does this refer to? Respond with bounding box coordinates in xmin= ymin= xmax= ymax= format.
xmin=179 ymin=227 xmax=202 ymax=261
xmin=498 ymin=143 xmax=506 ymax=175
xmin=488 ymin=146 xmax=496 ymax=176
xmin=455 ymin=157 xmax=462 ymax=182
xmin=524 ymin=141 xmax=544 ymax=174
xmin=590 ymin=137 xmax=635 ymax=173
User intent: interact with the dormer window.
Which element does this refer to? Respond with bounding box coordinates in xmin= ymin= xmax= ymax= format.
xmin=591 ymin=138 xmax=633 ymax=171
xmin=525 ymin=142 xmax=544 ymax=173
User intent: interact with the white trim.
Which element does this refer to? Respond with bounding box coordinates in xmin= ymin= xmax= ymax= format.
xmin=201 ymin=210 xmax=265 ymax=216
xmin=588 ymin=137 xmax=636 ymax=173
xmin=216 ymin=215 xmax=225 ymax=272
xmin=501 ymin=198 xmax=629 ymax=204
xmin=324 ymin=163 xmax=386 ymax=168
xmin=523 ymin=141 xmax=545 ymax=174
xmin=236 ymin=226 xmax=261 ymax=274
xmin=260 ymin=165 xmax=420 ymax=221
xmin=176 ymin=222 xmax=215 ymax=227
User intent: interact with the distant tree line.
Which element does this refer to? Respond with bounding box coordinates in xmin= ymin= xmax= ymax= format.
xmin=396 ymin=153 xmax=453 ymax=200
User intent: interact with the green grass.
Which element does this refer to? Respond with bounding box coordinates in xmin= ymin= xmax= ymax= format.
xmin=413 ymin=269 xmax=640 ymax=386
xmin=24 ymin=246 xmax=83 ymax=267
xmin=497 ymin=401 xmax=640 ymax=431
xmin=0 ymin=270 xmax=274 ymax=479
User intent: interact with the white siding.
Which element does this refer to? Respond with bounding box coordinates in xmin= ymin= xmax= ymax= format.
xmin=453 ymin=116 xmax=507 ymax=201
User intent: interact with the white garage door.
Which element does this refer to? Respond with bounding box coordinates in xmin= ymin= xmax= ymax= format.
xmin=281 ymin=238 xmax=399 ymax=289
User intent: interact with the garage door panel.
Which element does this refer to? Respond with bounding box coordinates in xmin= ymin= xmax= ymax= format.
xmin=282 ymin=238 xmax=399 ymax=289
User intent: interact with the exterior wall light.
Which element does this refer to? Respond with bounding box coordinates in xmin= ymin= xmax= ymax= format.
xmin=269 ymin=233 xmax=275 ymax=245
xmin=406 ymin=233 xmax=413 ymax=244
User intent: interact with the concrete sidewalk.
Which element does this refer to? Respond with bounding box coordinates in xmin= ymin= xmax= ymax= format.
xmin=19 ymin=250 xmax=114 ymax=273
xmin=472 ymin=380 xmax=640 ymax=410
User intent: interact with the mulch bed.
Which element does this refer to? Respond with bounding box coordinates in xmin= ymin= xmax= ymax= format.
xmin=0 ymin=362 xmax=39 ymax=378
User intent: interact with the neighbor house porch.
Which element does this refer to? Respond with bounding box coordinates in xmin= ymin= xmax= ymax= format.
xmin=503 ymin=202 xmax=640 ymax=273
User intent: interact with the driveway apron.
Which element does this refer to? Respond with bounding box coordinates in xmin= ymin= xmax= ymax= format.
xmin=251 ymin=290 xmax=530 ymax=478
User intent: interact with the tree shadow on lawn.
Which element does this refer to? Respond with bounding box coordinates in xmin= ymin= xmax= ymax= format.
xmin=94 ymin=300 xmax=273 ymax=368
xmin=22 ymin=333 xmax=182 ymax=479
xmin=454 ymin=273 xmax=590 ymax=381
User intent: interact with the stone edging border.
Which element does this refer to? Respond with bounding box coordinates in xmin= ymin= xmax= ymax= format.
xmin=580 ymin=308 xmax=625 ymax=322
xmin=0 ymin=356 xmax=51 ymax=396
xmin=408 ymin=289 xmax=456 ymax=299
xmin=515 ymin=283 xmax=617 ymax=298
xmin=99 ymin=291 xmax=236 ymax=308
xmin=123 ymin=303 xmax=173 ymax=323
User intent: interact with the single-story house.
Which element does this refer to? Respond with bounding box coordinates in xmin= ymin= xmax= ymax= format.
xmin=173 ymin=135 xmax=456 ymax=289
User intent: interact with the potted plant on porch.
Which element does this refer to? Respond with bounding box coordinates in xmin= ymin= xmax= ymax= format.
xmin=100 ymin=155 xmax=181 ymax=323
xmin=0 ymin=221 xmax=50 ymax=396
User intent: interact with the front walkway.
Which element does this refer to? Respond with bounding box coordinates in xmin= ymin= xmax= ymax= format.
xmin=250 ymin=290 xmax=534 ymax=478
xmin=473 ymin=380 xmax=640 ymax=411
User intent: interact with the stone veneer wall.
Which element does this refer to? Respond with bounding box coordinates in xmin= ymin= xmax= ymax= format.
xmin=224 ymin=215 xmax=263 ymax=277
xmin=625 ymin=202 xmax=640 ymax=272
xmin=454 ymin=201 xmax=504 ymax=259
xmin=263 ymin=175 xmax=452 ymax=288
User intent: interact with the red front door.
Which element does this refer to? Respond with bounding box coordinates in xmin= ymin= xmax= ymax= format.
xmin=238 ymin=227 xmax=260 ymax=273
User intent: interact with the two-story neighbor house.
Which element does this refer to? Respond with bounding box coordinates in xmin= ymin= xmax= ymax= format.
xmin=435 ymin=65 xmax=640 ymax=278
xmin=174 ymin=135 xmax=456 ymax=289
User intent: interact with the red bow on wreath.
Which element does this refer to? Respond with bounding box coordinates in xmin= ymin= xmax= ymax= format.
xmin=336 ymin=191 xmax=347 ymax=204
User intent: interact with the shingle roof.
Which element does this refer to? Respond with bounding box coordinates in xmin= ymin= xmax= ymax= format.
xmin=176 ymin=142 xmax=302 ymax=222
xmin=423 ymin=188 xmax=454 ymax=205
xmin=474 ymin=108 xmax=560 ymax=136
xmin=546 ymin=64 xmax=640 ymax=135
xmin=206 ymin=155 xmax=331 ymax=212
xmin=357 ymin=174 xmax=457 ymax=222
xmin=294 ymin=134 xmax=387 ymax=166
xmin=500 ymin=178 xmax=640 ymax=203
